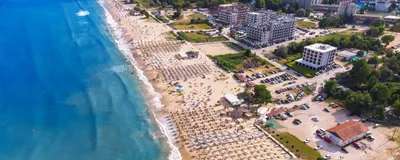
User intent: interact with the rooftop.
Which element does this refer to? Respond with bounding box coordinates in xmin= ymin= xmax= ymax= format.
xmin=384 ymin=15 xmax=400 ymax=19
xmin=327 ymin=121 xmax=369 ymax=142
xmin=305 ymin=43 xmax=337 ymax=52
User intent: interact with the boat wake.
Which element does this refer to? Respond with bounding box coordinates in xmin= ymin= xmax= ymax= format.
xmin=76 ymin=10 xmax=90 ymax=16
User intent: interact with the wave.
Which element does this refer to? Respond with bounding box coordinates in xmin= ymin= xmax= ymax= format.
xmin=76 ymin=10 xmax=90 ymax=16
xmin=96 ymin=1 xmax=182 ymax=160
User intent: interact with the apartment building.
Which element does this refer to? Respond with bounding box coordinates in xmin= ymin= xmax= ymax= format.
xmin=295 ymin=43 xmax=337 ymax=70
xmin=338 ymin=3 xmax=359 ymax=16
xmin=217 ymin=3 xmax=250 ymax=25
xmin=312 ymin=4 xmax=340 ymax=13
xmin=244 ymin=10 xmax=277 ymax=25
xmin=244 ymin=14 xmax=295 ymax=47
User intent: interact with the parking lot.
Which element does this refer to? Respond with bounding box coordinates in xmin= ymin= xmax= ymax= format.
xmin=278 ymin=101 xmax=399 ymax=160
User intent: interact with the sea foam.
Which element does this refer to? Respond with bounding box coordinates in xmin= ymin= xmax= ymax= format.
xmin=76 ymin=10 xmax=90 ymax=16
xmin=97 ymin=0 xmax=182 ymax=160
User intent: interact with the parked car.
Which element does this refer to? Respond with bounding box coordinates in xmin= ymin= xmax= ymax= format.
xmin=332 ymin=104 xmax=339 ymax=108
xmin=314 ymin=145 xmax=323 ymax=150
xmin=323 ymin=108 xmax=331 ymax=113
xmin=352 ymin=142 xmax=361 ymax=149
xmin=304 ymin=138 xmax=311 ymax=143
xmin=311 ymin=117 xmax=319 ymax=122
xmin=367 ymin=135 xmax=375 ymax=141
xmin=286 ymin=112 xmax=293 ymax=117
xmin=323 ymin=137 xmax=332 ymax=143
xmin=323 ymin=155 xmax=331 ymax=160
xmin=293 ymin=119 xmax=302 ymax=125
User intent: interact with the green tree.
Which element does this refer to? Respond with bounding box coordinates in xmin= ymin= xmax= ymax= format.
xmin=253 ymin=85 xmax=273 ymax=107
xmin=345 ymin=91 xmax=373 ymax=115
xmin=161 ymin=2 xmax=168 ymax=8
xmin=372 ymin=105 xmax=387 ymax=119
xmin=196 ymin=1 xmax=204 ymax=7
xmin=183 ymin=1 xmax=192 ymax=8
xmin=210 ymin=0 xmax=219 ymax=7
xmin=393 ymin=100 xmax=400 ymax=116
xmin=244 ymin=49 xmax=252 ymax=57
xmin=392 ymin=22 xmax=400 ymax=32
xmin=381 ymin=35 xmax=395 ymax=46
xmin=370 ymin=84 xmax=391 ymax=103
xmin=371 ymin=19 xmax=385 ymax=27
xmin=366 ymin=26 xmax=384 ymax=37
xmin=274 ymin=46 xmax=288 ymax=58
xmin=356 ymin=50 xmax=364 ymax=57
xmin=305 ymin=8 xmax=312 ymax=17
xmin=295 ymin=8 xmax=306 ymax=17
xmin=324 ymin=80 xmax=337 ymax=94
xmin=368 ymin=56 xmax=379 ymax=65
xmin=366 ymin=75 xmax=378 ymax=90
xmin=218 ymin=26 xmax=223 ymax=33
xmin=379 ymin=67 xmax=393 ymax=82
xmin=255 ymin=0 xmax=266 ymax=8
xmin=350 ymin=59 xmax=372 ymax=86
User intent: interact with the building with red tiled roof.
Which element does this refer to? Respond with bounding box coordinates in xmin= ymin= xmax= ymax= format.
xmin=325 ymin=121 xmax=369 ymax=147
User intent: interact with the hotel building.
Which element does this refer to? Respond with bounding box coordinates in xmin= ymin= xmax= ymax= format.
xmin=243 ymin=13 xmax=295 ymax=47
xmin=295 ymin=43 xmax=337 ymax=70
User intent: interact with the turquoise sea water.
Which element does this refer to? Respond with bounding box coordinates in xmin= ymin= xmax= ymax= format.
xmin=0 ymin=0 xmax=165 ymax=159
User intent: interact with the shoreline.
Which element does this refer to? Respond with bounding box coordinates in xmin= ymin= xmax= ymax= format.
xmin=97 ymin=0 xmax=183 ymax=159
xmin=97 ymin=1 xmax=297 ymax=160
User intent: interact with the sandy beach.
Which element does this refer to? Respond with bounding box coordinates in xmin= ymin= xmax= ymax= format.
xmin=102 ymin=1 xmax=297 ymax=159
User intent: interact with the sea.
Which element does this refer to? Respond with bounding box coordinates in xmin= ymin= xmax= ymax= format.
xmin=0 ymin=0 xmax=168 ymax=159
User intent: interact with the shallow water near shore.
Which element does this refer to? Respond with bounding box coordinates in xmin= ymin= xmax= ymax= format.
xmin=0 ymin=0 xmax=165 ymax=159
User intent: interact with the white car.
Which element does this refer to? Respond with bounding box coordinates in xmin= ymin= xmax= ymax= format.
xmin=311 ymin=117 xmax=319 ymax=122
xmin=304 ymin=138 xmax=311 ymax=143
xmin=323 ymin=155 xmax=331 ymax=159
xmin=314 ymin=145 xmax=323 ymax=150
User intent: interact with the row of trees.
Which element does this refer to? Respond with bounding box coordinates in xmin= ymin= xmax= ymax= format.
xmin=328 ymin=57 xmax=400 ymax=118
xmin=274 ymin=33 xmax=384 ymax=58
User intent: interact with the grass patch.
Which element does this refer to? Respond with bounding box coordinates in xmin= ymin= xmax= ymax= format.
xmin=325 ymin=97 xmax=346 ymax=107
xmin=277 ymin=53 xmax=302 ymax=65
xmin=136 ymin=0 xmax=153 ymax=8
xmin=171 ymin=13 xmax=212 ymax=30
xmin=164 ymin=31 xmax=179 ymax=40
xmin=286 ymin=61 xmax=315 ymax=78
xmin=273 ymin=132 xmax=322 ymax=160
xmin=209 ymin=53 xmax=268 ymax=71
xmin=302 ymin=85 xmax=313 ymax=95
xmin=296 ymin=21 xmax=317 ymax=29
xmin=177 ymin=31 xmax=228 ymax=43
xmin=155 ymin=15 xmax=169 ymax=23
xmin=223 ymin=42 xmax=245 ymax=52
xmin=210 ymin=53 xmax=247 ymax=71
xmin=174 ymin=24 xmax=213 ymax=30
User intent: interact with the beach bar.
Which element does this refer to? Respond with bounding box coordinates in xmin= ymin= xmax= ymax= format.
xmin=224 ymin=93 xmax=244 ymax=106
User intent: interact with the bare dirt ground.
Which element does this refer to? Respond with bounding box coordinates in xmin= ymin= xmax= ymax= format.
xmin=193 ymin=43 xmax=238 ymax=56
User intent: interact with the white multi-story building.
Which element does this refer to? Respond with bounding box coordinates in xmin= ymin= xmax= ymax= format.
xmin=295 ymin=43 xmax=337 ymax=70
xmin=244 ymin=14 xmax=295 ymax=47
xmin=339 ymin=3 xmax=359 ymax=16
xmin=326 ymin=121 xmax=369 ymax=147
xmin=217 ymin=3 xmax=250 ymax=25
xmin=384 ymin=15 xmax=400 ymax=24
